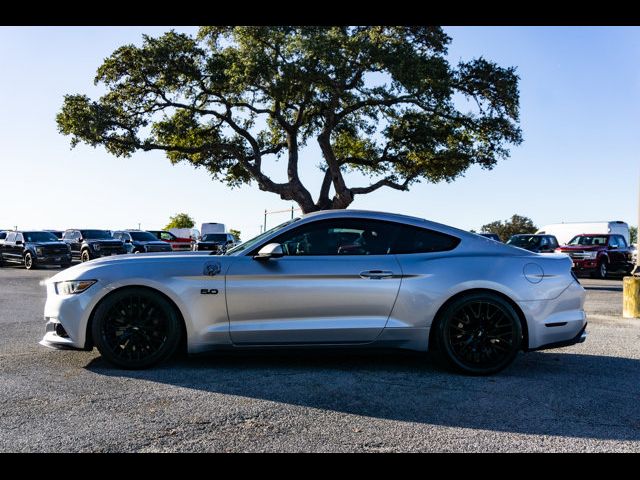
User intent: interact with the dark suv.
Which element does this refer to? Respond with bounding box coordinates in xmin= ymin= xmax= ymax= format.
xmin=506 ymin=234 xmax=559 ymax=253
xmin=556 ymin=233 xmax=633 ymax=279
xmin=112 ymin=230 xmax=172 ymax=254
xmin=0 ymin=231 xmax=72 ymax=269
xmin=62 ymin=229 xmax=126 ymax=262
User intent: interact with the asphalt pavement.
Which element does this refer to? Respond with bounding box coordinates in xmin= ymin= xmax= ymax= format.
xmin=1 ymin=266 xmax=639 ymax=452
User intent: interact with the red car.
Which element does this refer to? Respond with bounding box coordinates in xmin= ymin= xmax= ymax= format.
xmin=556 ymin=233 xmax=633 ymax=279
xmin=147 ymin=230 xmax=193 ymax=252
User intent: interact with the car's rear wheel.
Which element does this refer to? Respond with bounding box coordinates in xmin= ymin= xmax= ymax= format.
xmin=24 ymin=252 xmax=36 ymax=270
xmin=432 ymin=293 xmax=522 ymax=375
xmin=91 ymin=288 xmax=182 ymax=369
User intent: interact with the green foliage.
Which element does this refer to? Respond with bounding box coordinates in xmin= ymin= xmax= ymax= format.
xmin=481 ymin=214 xmax=537 ymax=242
xmin=630 ymin=226 xmax=637 ymax=245
xmin=229 ymin=229 xmax=241 ymax=241
xmin=57 ymin=27 xmax=523 ymax=212
xmin=164 ymin=213 xmax=195 ymax=230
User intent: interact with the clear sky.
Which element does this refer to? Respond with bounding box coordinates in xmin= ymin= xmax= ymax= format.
xmin=1 ymin=26 xmax=638 ymax=240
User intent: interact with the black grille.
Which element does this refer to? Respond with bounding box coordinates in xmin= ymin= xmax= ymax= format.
xmin=43 ymin=247 xmax=68 ymax=255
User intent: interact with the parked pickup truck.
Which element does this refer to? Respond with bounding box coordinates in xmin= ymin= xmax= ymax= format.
xmin=147 ymin=230 xmax=193 ymax=251
xmin=0 ymin=230 xmax=72 ymax=269
xmin=556 ymin=233 xmax=633 ymax=279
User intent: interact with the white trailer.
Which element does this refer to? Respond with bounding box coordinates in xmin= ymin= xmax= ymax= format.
xmin=201 ymin=223 xmax=225 ymax=235
xmin=536 ymin=221 xmax=630 ymax=246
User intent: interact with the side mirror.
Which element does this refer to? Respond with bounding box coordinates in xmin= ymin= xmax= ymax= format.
xmin=78 ymin=237 xmax=83 ymax=243
xmin=609 ymin=245 xmax=618 ymax=250
xmin=254 ymin=243 xmax=284 ymax=260
xmin=125 ymin=239 xmax=132 ymax=244
xmin=15 ymin=240 xmax=23 ymax=246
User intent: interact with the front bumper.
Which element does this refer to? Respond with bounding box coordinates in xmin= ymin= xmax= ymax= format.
xmin=91 ymin=249 xmax=126 ymax=259
xmin=40 ymin=281 xmax=97 ymax=350
xmin=571 ymin=258 xmax=598 ymax=273
xmin=36 ymin=253 xmax=72 ymax=265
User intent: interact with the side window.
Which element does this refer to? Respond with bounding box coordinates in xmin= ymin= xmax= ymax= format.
xmin=15 ymin=233 xmax=24 ymax=243
xmin=549 ymin=237 xmax=558 ymax=248
xmin=391 ymin=225 xmax=461 ymax=254
xmin=618 ymin=235 xmax=627 ymax=248
xmin=540 ymin=237 xmax=549 ymax=247
xmin=161 ymin=232 xmax=171 ymax=241
xmin=6 ymin=232 xmax=16 ymax=243
xmin=608 ymin=236 xmax=618 ymax=248
xmin=268 ymin=219 xmax=396 ymax=256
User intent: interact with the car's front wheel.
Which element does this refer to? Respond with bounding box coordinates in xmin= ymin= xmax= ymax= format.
xmin=431 ymin=293 xmax=522 ymax=375
xmin=24 ymin=252 xmax=36 ymax=270
xmin=91 ymin=288 xmax=182 ymax=369
xmin=81 ymin=249 xmax=91 ymax=262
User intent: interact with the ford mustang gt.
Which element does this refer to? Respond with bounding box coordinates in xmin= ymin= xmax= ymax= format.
xmin=40 ymin=210 xmax=587 ymax=375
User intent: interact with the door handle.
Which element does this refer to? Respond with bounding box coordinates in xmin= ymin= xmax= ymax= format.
xmin=360 ymin=270 xmax=394 ymax=279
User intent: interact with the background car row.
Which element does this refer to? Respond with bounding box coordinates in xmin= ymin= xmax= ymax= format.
xmin=0 ymin=227 xmax=240 ymax=270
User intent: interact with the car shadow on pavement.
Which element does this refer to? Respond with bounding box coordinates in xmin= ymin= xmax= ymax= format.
xmin=86 ymin=349 xmax=640 ymax=442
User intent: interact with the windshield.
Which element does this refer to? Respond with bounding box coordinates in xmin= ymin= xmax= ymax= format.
xmin=23 ymin=231 xmax=59 ymax=243
xmin=203 ymin=234 xmax=228 ymax=242
xmin=130 ymin=231 xmax=158 ymax=242
xmin=507 ymin=236 xmax=541 ymax=247
xmin=225 ymin=219 xmax=300 ymax=255
xmin=81 ymin=230 xmax=114 ymax=240
xmin=567 ymin=235 xmax=608 ymax=246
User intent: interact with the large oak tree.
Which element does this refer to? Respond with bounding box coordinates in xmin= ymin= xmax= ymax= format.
xmin=57 ymin=26 xmax=522 ymax=213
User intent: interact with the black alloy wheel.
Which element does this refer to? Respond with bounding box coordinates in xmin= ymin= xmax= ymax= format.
xmin=92 ymin=288 xmax=181 ymax=369
xmin=24 ymin=252 xmax=35 ymax=270
xmin=432 ymin=293 xmax=522 ymax=375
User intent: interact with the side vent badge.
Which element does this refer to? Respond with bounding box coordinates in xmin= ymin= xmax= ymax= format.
xmin=204 ymin=261 xmax=221 ymax=277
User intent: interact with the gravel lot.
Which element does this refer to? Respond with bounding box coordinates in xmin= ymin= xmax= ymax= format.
xmin=1 ymin=266 xmax=639 ymax=452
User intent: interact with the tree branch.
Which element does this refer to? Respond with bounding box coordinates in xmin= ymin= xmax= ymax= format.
xmin=350 ymin=176 xmax=414 ymax=195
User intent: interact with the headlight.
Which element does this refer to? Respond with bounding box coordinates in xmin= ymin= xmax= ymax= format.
xmin=36 ymin=247 xmax=44 ymax=256
xmin=55 ymin=280 xmax=97 ymax=295
xmin=584 ymin=251 xmax=598 ymax=259
xmin=92 ymin=244 xmax=101 ymax=251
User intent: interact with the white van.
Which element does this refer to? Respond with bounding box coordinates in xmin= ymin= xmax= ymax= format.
xmin=536 ymin=221 xmax=630 ymax=246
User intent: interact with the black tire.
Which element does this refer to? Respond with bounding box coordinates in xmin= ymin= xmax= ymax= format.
xmin=0 ymin=254 xmax=4 ymax=267
xmin=24 ymin=252 xmax=36 ymax=270
xmin=431 ymin=293 xmax=522 ymax=375
xmin=596 ymin=259 xmax=608 ymax=279
xmin=91 ymin=288 xmax=182 ymax=369
xmin=81 ymin=249 xmax=91 ymax=263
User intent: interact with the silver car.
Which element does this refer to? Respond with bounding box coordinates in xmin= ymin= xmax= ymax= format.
xmin=40 ymin=210 xmax=587 ymax=375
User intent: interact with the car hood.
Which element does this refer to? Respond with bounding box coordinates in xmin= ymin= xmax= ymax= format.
xmin=133 ymin=240 xmax=170 ymax=246
xmin=46 ymin=251 xmax=218 ymax=284
xmin=31 ymin=241 xmax=69 ymax=248
xmin=558 ymin=245 xmax=604 ymax=252
xmin=86 ymin=239 xmax=123 ymax=245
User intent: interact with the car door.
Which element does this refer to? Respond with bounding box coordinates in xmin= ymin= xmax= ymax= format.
xmin=13 ymin=233 xmax=25 ymax=261
xmin=607 ymin=235 xmax=622 ymax=270
xmin=2 ymin=232 xmax=16 ymax=261
xmin=225 ymin=218 xmax=402 ymax=345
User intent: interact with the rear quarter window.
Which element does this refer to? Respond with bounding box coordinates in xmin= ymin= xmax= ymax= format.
xmin=392 ymin=225 xmax=461 ymax=254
